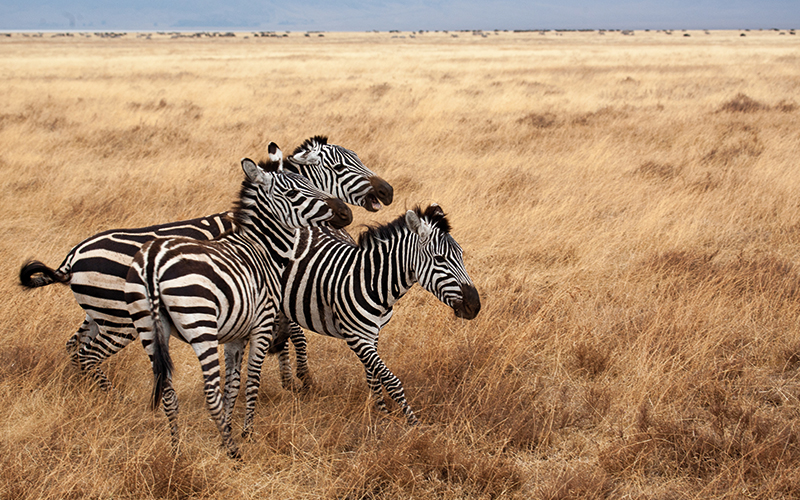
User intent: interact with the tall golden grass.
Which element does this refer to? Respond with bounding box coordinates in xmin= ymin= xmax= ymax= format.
xmin=2 ymin=29 xmax=800 ymax=498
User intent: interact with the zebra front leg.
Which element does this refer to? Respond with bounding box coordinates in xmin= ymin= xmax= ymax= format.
xmin=222 ymin=340 xmax=246 ymax=426
xmin=288 ymin=322 xmax=314 ymax=391
xmin=271 ymin=314 xmax=297 ymax=391
xmin=351 ymin=340 xmax=418 ymax=425
xmin=346 ymin=336 xmax=389 ymax=415
xmin=364 ymin=362 xmax=388 ymax=413
xmin=241 ymin=331 xmax=272 ymax=440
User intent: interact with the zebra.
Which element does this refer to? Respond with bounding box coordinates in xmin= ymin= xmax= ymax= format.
xmin=226 ymin=204 xmax=481 ymax=425
xmin=19 ymin=136 xmax=392 ymax=391
xmin=125 ymin=148 xmax=352 ymax=459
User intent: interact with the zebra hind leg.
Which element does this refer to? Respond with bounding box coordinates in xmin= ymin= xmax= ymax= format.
xmin=160 ymin=376 xmax=181 ymax=453
xmin=241 ymin=332 xmax=272 ymax=440
xmin=222 ymin=340 xmax=245 ymax=427
xmin=66 ymin=316 xmax=98 ymax=370
xmin=191 ymin=342 xmax=240 ymax=459
xmin=77 ymin=330 xmax=135 ymax=391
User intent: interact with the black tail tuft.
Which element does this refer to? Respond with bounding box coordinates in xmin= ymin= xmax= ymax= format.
xmin=150 ymin=313 xmax=174 ymax=411
xmin=19 ymin=260 xmax=69 ymax=288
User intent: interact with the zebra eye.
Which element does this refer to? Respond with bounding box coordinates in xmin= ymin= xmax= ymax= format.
xmin=286 ymin=189 xmax=299 ymax=197
xmin=332 ymin=163 xmax=346 ymax=172
xmin=433 ymin=255 xmax=447 ymax=264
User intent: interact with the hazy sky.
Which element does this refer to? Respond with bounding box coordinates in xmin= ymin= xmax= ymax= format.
xmin=2 ymin=1 xmax=798 ymax=32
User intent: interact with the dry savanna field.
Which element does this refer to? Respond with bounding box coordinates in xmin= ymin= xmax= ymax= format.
xmin=1 ymin=29 xmax=800 ymax=499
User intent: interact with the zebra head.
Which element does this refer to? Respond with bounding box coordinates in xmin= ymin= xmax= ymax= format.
xmin=406 ymin=205 xmax=481 ymax=320
xmin=238 ymin=143 xmax=353 ymax=230
xmin=285 ymin=136 xmax=394 ymax=213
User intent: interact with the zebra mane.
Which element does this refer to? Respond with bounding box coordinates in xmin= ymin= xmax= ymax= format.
xmin=256 ymin=159 xmax=281 ymax=172
xmin=230 ymin=181 xmax=258 ymax=229
xmin=357 ymin=205 xmax=450 ymax=248
xmin=291 ymin=136 xmax=329 ymax=157
xmin=231 ymin=157 xmax=282 ymax=228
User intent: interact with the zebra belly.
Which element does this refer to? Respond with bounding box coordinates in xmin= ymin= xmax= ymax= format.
xmin=282 ymin=295 xmax=343 ymax=339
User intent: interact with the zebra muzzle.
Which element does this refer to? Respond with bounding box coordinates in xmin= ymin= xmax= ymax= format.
xmin=326 ymin=198 xmax=353 ymax=229
xmin=364 ymin=176 xmax=394 ymax=212
xmin=453 ymin=283 xmax=481 ymax=320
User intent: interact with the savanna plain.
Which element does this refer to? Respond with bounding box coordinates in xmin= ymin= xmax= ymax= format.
xmin=1 ymin=29 xmax=800 ymax=499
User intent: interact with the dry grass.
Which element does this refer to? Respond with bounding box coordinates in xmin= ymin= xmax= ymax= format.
xmin=2 ymin=29 xmax=800 ymax=498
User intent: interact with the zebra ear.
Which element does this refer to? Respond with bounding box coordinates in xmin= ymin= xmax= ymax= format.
xmin=290 ymin=144 xmax=321 ymax=166
xmin=268 ymin=142 xmax=284 ymax=170
xmin=290 ymin=136 xmax=322 ymax=166
xmin=406 ymin=210 xmax=432 ymax=242
xmin=241 ymin=158 xmax=262 ymax=182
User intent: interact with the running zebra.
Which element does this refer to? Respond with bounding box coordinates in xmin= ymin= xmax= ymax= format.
xmin=125 ymin=149 xmax=352 ymax=459
xmin=230 ymin=204 xmax=481 ymax=425
xmin=19 ymin=136 xmax=392 ymax=390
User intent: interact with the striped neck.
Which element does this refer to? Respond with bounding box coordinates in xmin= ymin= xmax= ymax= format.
xmin=232 ymin=213 xmax=295 ymax=268
xmin=358 ymin=222 xmax=417 ymax=307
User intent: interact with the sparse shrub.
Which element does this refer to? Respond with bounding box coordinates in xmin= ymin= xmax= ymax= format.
xmin=601 ymin=399 xmax=800 ymax=485
xmin=641 ymin=250 xmax=799 ymax=304
xmin=571 ymin=106 xmax=627 ymax=126
xmin=634 ymin=160 xmax=681 ymax=181
xmin=518 ymin=112 xmax=558 ymax=128
xmin=571 ymin=342 xmax=611 ymax=378
xmin=369 ymin=83 xmax=391 ymax=99
xmin=718 ymin=93 xmax=767 ymax=113
xmin=780 ymin=340 xmax=800 ymax=370
xmin=774 ymin=99 xmax=797 ymax=112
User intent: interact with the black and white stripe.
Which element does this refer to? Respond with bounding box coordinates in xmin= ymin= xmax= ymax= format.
xmin=19 ymin=137 xmax=392 ymax=391
xmin=293 ymin=136 xmax=392 ymax=213
xmin=125 ymin=152 xmax=352 ymax=459
xmin=276 ymin=204 xmax=481 ymax=424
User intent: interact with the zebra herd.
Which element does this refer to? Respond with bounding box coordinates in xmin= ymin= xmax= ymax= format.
xmin=19 ymin=136 xmax=481 ymax=459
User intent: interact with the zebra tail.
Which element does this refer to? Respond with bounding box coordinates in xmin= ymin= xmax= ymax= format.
xmin=19 ymin=260 xmax=70 ymax=288
xmin=148 ymin=282 xmax=174 ymax=411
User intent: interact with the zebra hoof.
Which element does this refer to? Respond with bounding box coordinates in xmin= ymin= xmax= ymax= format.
xmin=227 ymin=445 xmax=242 ymax=460
xmin=298 ymin=374 xmax=314 ymax=392
xmin=284 ymin=378 xmax=305 ymax=393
